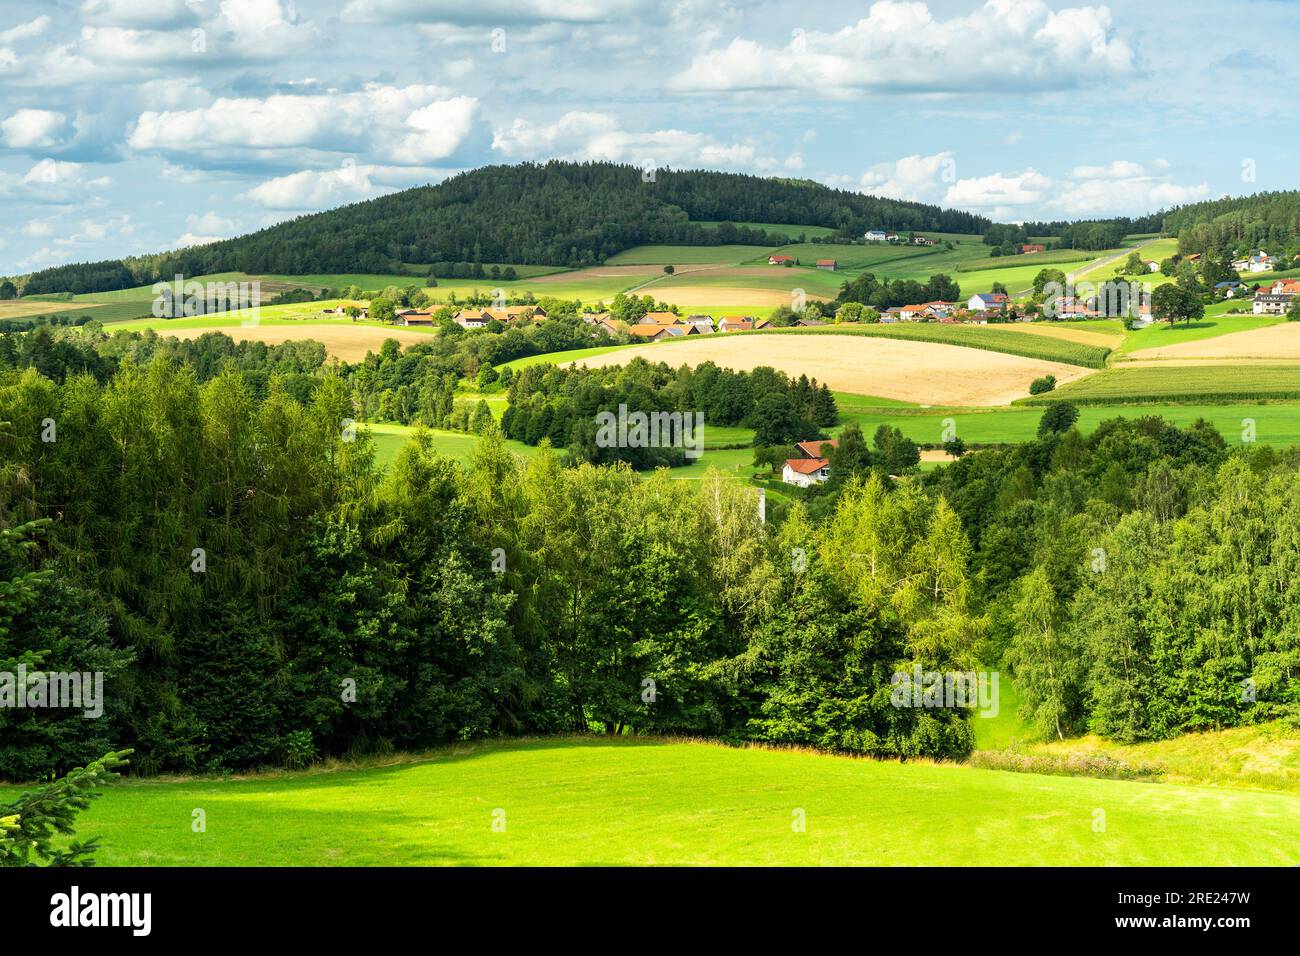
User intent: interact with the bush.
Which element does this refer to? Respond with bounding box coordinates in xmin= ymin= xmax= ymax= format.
xmin=1028 ymin=374 xmax=1056 ymax=395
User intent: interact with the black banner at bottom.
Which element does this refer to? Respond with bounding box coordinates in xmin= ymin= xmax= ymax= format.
xmin=3 ymin=866 xmax=1289 ymax=940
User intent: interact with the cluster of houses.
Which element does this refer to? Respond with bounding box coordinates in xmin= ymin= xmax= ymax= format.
xmin=864 ymin=230 xmax=936 ymax=246
xmin=1252 ymin=279 xmax=1300 ymax=315
xmin=782 ymin=439 xmax=838 ymax=487
xmin=868 ymin=293 xmax=1010 ymax=324
xmin=579 ymin=310 xmax=820 ymax=339
xmin=1233 ymin=251 xmax=1277 ymax=274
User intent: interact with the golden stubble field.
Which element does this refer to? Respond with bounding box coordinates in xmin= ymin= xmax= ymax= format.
xmin=573 ymin=333 xmax=1096 ymax=406
xmin=1124 ymin=322 xmax=1300 ymax=363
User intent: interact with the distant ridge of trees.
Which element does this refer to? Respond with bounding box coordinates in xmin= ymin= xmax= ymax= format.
xmin=15 ymin=162 xmax=993 ymax=295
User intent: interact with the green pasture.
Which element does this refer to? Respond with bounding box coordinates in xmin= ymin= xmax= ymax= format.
xmin=50 ymin=738 xmax=1300 ymax=866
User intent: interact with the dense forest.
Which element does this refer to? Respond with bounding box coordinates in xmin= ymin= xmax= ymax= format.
xmin=501 ymin=358 xmax=838 ymax=467
xmin=14 ymin=162 xmax=993 ymax=295
xmin=1164 ymin=190 xmax=1300 ymax=256
xmin=2 ymin=326 xmax=1298 ymax=781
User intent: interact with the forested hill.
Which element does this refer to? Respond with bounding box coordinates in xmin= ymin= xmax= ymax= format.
xmin=18 ymin=162 xmax=992 ymax=295
xmin=1163 ymin=190 xmax=1300 ymax=253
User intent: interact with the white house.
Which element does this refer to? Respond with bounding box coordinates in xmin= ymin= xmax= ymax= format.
xmin=782 ymin=457 xmax=830 ymax=487
xmin=864 ymin=230 xmax=888 ymax=242
xmin=1254 ymin=292 xmax=1295 ymax=316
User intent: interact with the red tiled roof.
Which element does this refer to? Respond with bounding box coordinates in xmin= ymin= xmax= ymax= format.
xmin=796 ymin=439 xmax=838 ymax=458
xmin=785 ymin=457 xmax=829 ymax=475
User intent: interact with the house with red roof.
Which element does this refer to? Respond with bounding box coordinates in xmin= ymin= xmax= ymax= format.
xmin=768 ymin=255 xmax=796 ymax=265
xmin=782 ymin=456 xmax=830 ymax=487
xmin=816 ymin=259 xmax=837 ymax=271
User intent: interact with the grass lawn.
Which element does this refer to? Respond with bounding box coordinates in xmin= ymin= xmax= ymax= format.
xmin=53 ymin=737 xmax=1300 ymax=866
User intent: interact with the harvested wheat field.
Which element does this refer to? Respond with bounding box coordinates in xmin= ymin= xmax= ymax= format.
xmin=0 ymin=300 xmax=99 ymax=319
xmin=574 ymin=334 xmax=1095 ymax=406
xmin=648 ymin=286 xmax=826 ymax=307
xmin=159 ymin=323 xmax=435 ymax=362
xmin=1125 ymin=323 xmax=1300 ymax=363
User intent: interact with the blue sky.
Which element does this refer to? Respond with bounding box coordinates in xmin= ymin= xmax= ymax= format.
xmin=1 ymin=0 xmax=1297 ymax=276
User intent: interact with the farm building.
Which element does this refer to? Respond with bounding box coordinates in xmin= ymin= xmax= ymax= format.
xmin=1021 ymin=244 xmax=1046 ymax=254
xmin=967 ymin=292 xmax=1009 ymax=311
xmin=816 ymin=259 xmax=837 ymax=271
xmin=718 ymin=316 xmax=754 ymax=332
xmin=864 ymin=230 xmax=887 ymax=242
xmin=768 ymin=255 xmax=796 ymax=266
xmin=397 ymin=309 xmax=435 ymax=326
xmin=642 ymin=310 xmax=685 ymax=325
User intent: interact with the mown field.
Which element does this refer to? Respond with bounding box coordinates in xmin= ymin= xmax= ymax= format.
xmin=1028 ymin=365 xmax=1300 ymax=405
xmin=44 ymin=738 xmax=1299 ymax=866
xmin=750 ymin=324 xmax=1112 ymax=368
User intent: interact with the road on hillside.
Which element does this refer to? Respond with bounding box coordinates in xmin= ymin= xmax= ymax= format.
xmin=1011 ymin=237 xmax=1162 ymax=296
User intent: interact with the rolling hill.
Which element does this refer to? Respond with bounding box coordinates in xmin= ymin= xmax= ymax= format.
xmin=13 ymin=162 xmax=993 ymax=296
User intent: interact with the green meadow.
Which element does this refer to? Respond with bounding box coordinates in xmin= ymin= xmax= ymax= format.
xmin=51 ymin=738 xmax=1300 ymax=866
xmin=604 ymin=244 xmax=775 ymax=265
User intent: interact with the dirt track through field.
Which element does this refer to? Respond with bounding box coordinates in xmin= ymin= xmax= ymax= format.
xmin=572 ymin=333 xmax=1095 ymax=406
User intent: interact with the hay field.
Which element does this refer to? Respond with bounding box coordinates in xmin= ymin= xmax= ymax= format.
xmin=573 ymin=334 xmax=1095 ymax=406
xmin=1123 ymin=322 xmax=1300 ymax=363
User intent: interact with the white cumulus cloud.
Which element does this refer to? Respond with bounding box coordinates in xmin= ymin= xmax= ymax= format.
xmin=672 ymin=0 xmax=1135 ymax=96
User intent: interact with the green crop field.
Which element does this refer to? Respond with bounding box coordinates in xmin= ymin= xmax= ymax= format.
xmin=605 ymin=245 xmax=776 ymax=265
xmin=834 ymin=400 xmax=1300 ymax=448
xmin=48 ymin=738 xmax=1300 ymax=866
xmin=1027 ymin=365 xmax=1300 ymax=405
xmin=693 ymin=220 xmax=836 ymax=239
xmin=740 ymin=324 xmax=1111 ymax=368
xmin=956 ymin=248 xmax=1112 ymax=272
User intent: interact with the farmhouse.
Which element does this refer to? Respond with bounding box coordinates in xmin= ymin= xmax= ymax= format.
xmin=628 ymin=323 xmax=689 ymax=339
xmin=397 ymin=309 xmax=435 ymax=326
xmin=683 ymin=314 xmax=715 ymax=332
xmin=718 ymin=316 xmax=754 ymax=332
xmin=911 ymin=236 xmax=936 ymax=246
xmin=768 ymin=255 xmax=796 ymax=266
xmin=642 ymin=310 xmax=685 ymax=325
xmin=1270 ymin=279 xmax=1300 ymax=295
xmin=781 ymin=438 xmax=837 ymax=486
xmin=816 ymin=259 xmax=837 ymax=271
xmin=864 ymin=230 xmax=888 ymax=242
xmin=454 ymin=309 xmax=492 ymax=329
xmin=1021 ymin=244 xmax=1046 ymax=254
xmin=796 ymin=439 xmax=838 ymax=458
xmin=782 ymin=456 xmax=830 ymax=487
xmin=968 ymin=292 xmax=1009 ymax=311
xmin=582 ymin=311 xmax=611 ymax=325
